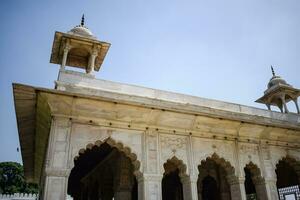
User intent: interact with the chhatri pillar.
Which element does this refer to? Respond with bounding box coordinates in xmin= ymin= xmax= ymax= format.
xmin=256 ymin=66 xmax=300 ymax=114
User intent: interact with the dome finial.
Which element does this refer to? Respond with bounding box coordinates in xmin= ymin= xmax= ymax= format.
xmin=271 ymin=65 xmax=275 ymax=76
xmin=81 ymin=14 xmax=85 ymax=26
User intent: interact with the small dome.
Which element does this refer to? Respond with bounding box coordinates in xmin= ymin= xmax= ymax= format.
xmin=267 ymin=75 xmax=288 ymax=88
xmin=68 ymin=25 xmax=96 ymax=39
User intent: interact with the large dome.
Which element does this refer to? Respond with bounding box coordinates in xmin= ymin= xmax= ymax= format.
xmin=267 ymin=75 xmax=288 ymax=89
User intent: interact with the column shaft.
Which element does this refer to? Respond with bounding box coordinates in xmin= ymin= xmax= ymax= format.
xmin=43 ymin=172 xmax=69 ymax=200
xmin=293 ymin=99 xmax=300 ymax=114
xmin=61 ymin=45 xmax=70 ymax=70
xmin=87 ymin=53 xmax=97 ymax=74
xmin=280 ymin=95 xmax=289 ymax=113
xmin=264 ymin=180 xmax=279 ymax=200
xmin=181 ymin=175 xmax=198 ymax=200
xmin=254 ymin=182 xmax=268 ymax=200
xmin=229 ymin=179 xmax=247 ymax=200
xmin=141 ymin=174 xmax=162 ymax=200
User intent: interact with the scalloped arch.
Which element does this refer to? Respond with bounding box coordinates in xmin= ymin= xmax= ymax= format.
xmin=244 ymin=161 xmax=262 ymax=176
xmin=244 ymin=161 xmax=264 ymax=184
xmin=275 ymin=156 xmax=300 ymax=178
xmin=74 ymin=137 xmax=141 ymax=175
xmin=199 ymin=153 xmax=235 ymax=175
xmin=163 ymin=156 xmax=187 ymax=176
xmin=275 ymin=155 xmax=300 ymax=167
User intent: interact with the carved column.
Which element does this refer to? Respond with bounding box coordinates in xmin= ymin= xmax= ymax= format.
xmin=253 ymin=177 xmax=268 ymax=200
xmin=231 ymin=140 xmax=247 ymax=200
xmin=228 ymin=177 xmax=247 ymax=200
xmin=61 ymin=40 xmax=71 ymax=70
xmin=293 ymin=98 xmax=300 ymax=114
xmin=42 ymin=117 xmax=72 ymax=200
xmin=87 ymin=46 xmax=98 ymax=74
xmin=181 ymin=175 xmax=198 ymax=200
xmin=43 ymin=169 xmax=70 ymax=200
xmin=141 ymin=174 xmax=163 ymax=200
xmin=263 ymin=179 xmax=279 ymax=200
xmin=136 ymin=175 xmax=144 ymax=200
xmin=186 ymin=135 xmax=198 ymax=200
xmin=280 ymin=94 xmax=289 ymax=113
xmin=258 ymin=143 xmax=279 ymax=200
xmin=140 ymin=130 xmax=163 ymax=200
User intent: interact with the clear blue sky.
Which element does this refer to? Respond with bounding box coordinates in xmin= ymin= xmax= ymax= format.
xmin=0 ymin=0 xmax=299 ymax=164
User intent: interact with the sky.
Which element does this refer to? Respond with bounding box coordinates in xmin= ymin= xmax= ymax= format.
xmin=0 ymin=0 xmax=299 ymax=164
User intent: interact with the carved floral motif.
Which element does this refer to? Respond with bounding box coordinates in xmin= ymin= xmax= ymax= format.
xmin=160 ymin=135 xmax=187 ymax=153
xmin=239 ymin=144 xmax=259 ymax=155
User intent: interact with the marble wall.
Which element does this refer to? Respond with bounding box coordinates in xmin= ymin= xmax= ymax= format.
xmin=41 ymin=117 xmax=300 ymax=200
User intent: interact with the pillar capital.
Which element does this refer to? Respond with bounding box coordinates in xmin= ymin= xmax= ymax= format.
xmin=91 ymin=45 xmax=99 ymax=55
xmin=64 ymin=40 xmax=72 ymax=51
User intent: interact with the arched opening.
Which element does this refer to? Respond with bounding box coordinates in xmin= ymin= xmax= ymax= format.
xmin=197 ymin=154 xmax=233 ymax=200
xmin=243 ymin=163 xmax=268 ymax=200
xmin=276 ymin=158 xmax=300 ymax=189
xmin=162 ymin=157 xmax=185 ymax=200
xmin=244 ymin=167 xmax=256 ymax=198
xmin=276 ymin=157 xmax=300 ymax=199
xmin=67 ymin=141 xmax=139 ymax=200
xmin=202 ymin=175 xmax=219 ymax=200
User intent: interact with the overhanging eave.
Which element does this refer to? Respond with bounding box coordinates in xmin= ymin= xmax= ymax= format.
xmin=13 ymin=83 xmax=52 ymax=184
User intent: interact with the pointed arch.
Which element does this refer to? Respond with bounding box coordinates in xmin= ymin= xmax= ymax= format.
xmin=243 ymin=162 xmax=268 ymax=200
xmin=163 ymin=156 xmax=187 ymax=177
xmin=275 ymin=155 xmax=300 ymax=169
xmin=162 ymin=156 xmax=187 ymax=200
xmin=197 ymin=153 xmax=237 ymax=200
xmin=199 ymin=153 xmax=235 ymax=177
xmin=276 ymin=156 xmax=300 ymax=189
xmin=244 ymin=162 xmax=264 ymax=184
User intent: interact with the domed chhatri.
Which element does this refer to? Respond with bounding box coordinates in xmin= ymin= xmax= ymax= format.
xmin=267 ymin=66 xmax=290 ymax=89
xmin=68 ymin=15 xmax=96 ymax=39
xmin=256 ymin=66 xmax=300 ymax=114
xmin=50 ymin=15 xmax=110 ymax=74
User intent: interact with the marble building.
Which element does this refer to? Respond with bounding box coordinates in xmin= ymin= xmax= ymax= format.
xmin=13 ymin=17 xmax=300 ymax=200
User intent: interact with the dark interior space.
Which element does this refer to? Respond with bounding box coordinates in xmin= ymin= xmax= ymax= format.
xmin=244 ymin=167 xmax=256 ymax=195
xmin=67 ymin=142 xmax=137 ymax=200
xmin=162 ymin=169 xmax=184 ymax=200
xmin=276 ymin=160 xmax=299 ymax=188
xmin=202 ymin=175 xmax=219 ymax=200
